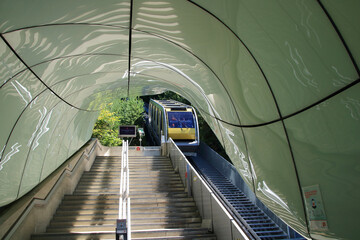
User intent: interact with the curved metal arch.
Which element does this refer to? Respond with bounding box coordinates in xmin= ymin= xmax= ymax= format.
xmin=1 ymin=22 xmax=128 ymax=35
xmin=0 ymin=69 xmax=110 ymax=163
xmin=130 ymin=28 xmax=244 ymax=125
xmin=0 ymin=35 xmax=100 ymax=112
xmin=1 ymin=53 xmax=129 ymax=89
xmin=317 ymin=0 xmax=360 ymax=76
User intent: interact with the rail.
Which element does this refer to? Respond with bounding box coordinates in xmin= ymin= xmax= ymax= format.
xmin=167 ymin=138 xmax=251 ymax=240
xmin=116 ymin=140 xmax=131 ymax=240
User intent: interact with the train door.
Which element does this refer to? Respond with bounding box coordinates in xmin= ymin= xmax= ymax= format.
xmin=158 ymin=112 xmax=163 ymax=137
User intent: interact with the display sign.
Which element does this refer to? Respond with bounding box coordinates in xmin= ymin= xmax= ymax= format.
xmin=119 ymin=125 xmax=136 ymax=138
xmin=138 ymin=128 xmax=145 ymax=137
xmin=303 ymin=185 xmax=328 ymax=230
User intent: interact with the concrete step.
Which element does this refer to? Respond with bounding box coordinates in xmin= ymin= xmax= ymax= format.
xmin=49 ymin=217 xmax=202 ymax=226
xmin=60 ymin=197 xmax=195 ymax=206
xmin=52 ymin=211 xmax=200 ymax=221
xmin=73 ymin=187 xmax=185 ymax=195
xmin=92 ymin=161 xmax=172 ymax=166
xmin=91 ymin=165 xmax=174 ymax=169
xmin=57 ymin=201 xmax=196 ymax=211
xmin=76 ymin=179 xmax=182 ymax=186
xmin=128 ymin=205 xmax=199 ymax=214
xmin=129 ymin=192 xmax=189 ymax=198
xmin=32 ymin=232 xmax=116 ymax=240
xmin=75 ymin=185 xmax=185 ymax=193
xmin=54 ymin=206 xmax=198 ymax=215
xmin=132 ymin=228 xmax=215 ymax=239
xmin=32 ymin=228 xmax=216 ymax=240
xmin=78 ymin=175 xmax=181 ymax=181
xmin=81 ymin=171 xmax=178 ymax=176
xmin=93 ymin=158 xmax=170 ymax=163
xmin=75 ymin=181 xmax=184 ymax=189
xmin=62 ymin=193 xmax=190 ymax=201
xmin=47 ymin=222 xmax=202 ymax=233
xmin=64 ymin=192 xmax=189 ymax=199
xmin=88 ymin=169 xmax=176 ymax=174
xmin=32 ymin=155 xmax=216 ymax=240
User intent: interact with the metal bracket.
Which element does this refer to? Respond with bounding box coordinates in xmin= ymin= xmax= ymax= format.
xmin=116 ymin=219 xmax=127 ymax=240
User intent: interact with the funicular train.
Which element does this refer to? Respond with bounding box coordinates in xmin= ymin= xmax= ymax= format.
xmin=148 ymin=99 xmax=200 ymax=155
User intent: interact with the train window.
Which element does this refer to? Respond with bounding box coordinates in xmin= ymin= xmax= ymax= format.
xmin=157 ymin=109 xmax=160 ymax=126
xmin=168 ymin=112 xmax=195 ymax=128
xmin=158 ymin=113 xmax=162 ymax=135
xmin=160 ymin=113 xmax=164 ymax=133
xmin=151 ymin=105 xmax=154 ymax=124
xmin=154 ymin=108 xmax=157 ymax=127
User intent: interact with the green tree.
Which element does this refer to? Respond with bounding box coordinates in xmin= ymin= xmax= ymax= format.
xmin=92 ymin=97 xmax=145 ymax=146
xmin=92 ymin=107 xmax=122 ymax=146
xmin=110 ymin=97 xmax=144 ymax=127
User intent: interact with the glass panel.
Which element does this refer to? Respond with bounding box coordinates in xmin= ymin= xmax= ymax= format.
xmin=48 ymin=72 xmax=128 ymax=110
xmin=243 ymin=122 xmax=308 ymax=236
xmin=0 ymin=40 xmax=26 ymax=86
xmin=18 ymin=99 xmax=63 ymax=196
xmin=218 ymin=122 xmax=254 ymax=191
xmin=40 ymin=105 xmax=79 ymax=181
xmin=4 ymin=25 xmax=129 ymax=66
xmin=0 ymin=90 xmax=59 ymax=206
xmin=321 ymin=0 xmax=360 ymax=68
xmin=129 ymin=72 xmax=212 ymax=115
xmin=0 ymin=70 xmax=46 ymax=154
xmin=193 ymin=0 xmax=358 ymax=116
xmin=168 ymin=112 xmax=194 ymax=128
xmin=132 ymin=0 xmax=279 ymax=125
xmin=0 ymin=0 xmax=130 ymax=32
xmin=130 ymin=49 xmax=241 ymax=124
xmin=285 ymin=84 xmax=360 ymax=240
xmin=32 ymin=55 xmax=128 ymax=87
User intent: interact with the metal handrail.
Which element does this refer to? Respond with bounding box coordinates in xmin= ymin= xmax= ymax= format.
xmin=116 ymin=140 xmax=131 ymax=240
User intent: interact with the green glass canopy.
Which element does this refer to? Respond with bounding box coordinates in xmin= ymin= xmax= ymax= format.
xmin=0 ymin=1 xmax=359 ymax=239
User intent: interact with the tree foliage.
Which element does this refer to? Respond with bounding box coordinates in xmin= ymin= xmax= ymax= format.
xmin=110 ymin=97 xmax=145 ymax=126
xmin=92 ymin=97 xmax=144 ymax=146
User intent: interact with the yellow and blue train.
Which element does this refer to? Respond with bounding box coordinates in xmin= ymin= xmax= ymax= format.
xmin=148 ymin=99 xmax=200 ymax=154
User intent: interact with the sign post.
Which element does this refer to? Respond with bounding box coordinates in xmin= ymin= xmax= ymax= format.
xmin=138 ymin=128 xmax=145 ymax=147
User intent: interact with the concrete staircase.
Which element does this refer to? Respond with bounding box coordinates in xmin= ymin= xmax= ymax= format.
xmin=32 ymin=155 xmax=216 ymax=239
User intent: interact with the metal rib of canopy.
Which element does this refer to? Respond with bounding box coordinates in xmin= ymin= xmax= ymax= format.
xmin=0 ymin=1 xmax=359 ymax=239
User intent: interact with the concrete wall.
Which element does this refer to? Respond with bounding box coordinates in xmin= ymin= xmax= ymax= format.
xmin=0 ymin=139 xmax=98 ymax=240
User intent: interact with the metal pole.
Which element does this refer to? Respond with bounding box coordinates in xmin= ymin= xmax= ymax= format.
xmin=116 ymin=140 xmax=129 ymax=239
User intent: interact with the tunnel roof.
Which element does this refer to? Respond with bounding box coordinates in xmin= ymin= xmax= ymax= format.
xmin=0 ymin=1 xmax=359 ymax=239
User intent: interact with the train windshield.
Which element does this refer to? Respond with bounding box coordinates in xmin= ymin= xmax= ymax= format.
xmin=168 ymin=112 xmax=195 ymax=128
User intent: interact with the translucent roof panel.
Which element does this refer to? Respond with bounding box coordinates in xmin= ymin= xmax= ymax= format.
xmin=0 ymin=1 xmax=359 ymax=239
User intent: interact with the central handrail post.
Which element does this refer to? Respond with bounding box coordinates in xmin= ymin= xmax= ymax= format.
xmin=116 ymin=140 xmax=131 ymax=240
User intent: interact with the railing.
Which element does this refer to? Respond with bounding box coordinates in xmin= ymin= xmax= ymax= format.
xmin=116 ymin=140 xmax=131 ymax=240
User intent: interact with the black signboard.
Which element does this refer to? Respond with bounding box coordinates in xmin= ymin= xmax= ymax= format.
xmin=119 ymin=125 xmax=136 ymax=138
